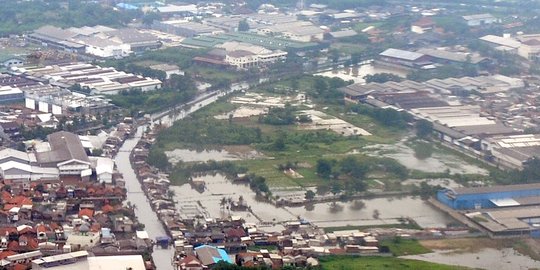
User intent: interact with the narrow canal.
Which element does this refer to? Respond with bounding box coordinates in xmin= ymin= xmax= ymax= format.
xmin=114 ymin=83 xmax=248 ymax=270
xmin=115 ymin=126 xmax=174 ymax=270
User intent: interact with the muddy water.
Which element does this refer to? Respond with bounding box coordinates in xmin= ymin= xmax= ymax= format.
xmin=363 ymin=141 xmax=488 ymax=175
xmin=402 ymin=248 xmax=540 ymax=270
xmin=114 ymin=84 xmax=247 ymax=270
xmin=115 ymin=127 xmax=173 ymax=270
xmin=171 ymin=174 xmax=454 ymax=230
xmin=315 ymin=63 xmax=409 ymax=83
xmin=154 ymin=83 xmax=248 ymax=127
xmin=287 ymin=196 xmax=454 ymax=228
xmin=165 ymin=149 xmax=262 ymax=164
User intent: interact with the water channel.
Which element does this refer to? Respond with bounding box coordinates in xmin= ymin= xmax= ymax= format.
xmin=116 ymin=127 xmax=174 ymax=270
xmin=115 ymin=84 xmax=248 ymax=270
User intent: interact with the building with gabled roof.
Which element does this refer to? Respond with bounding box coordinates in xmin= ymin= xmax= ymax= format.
xmin=379 ymin=48 xmax=431 ymax=68
xmin=194 ymin=245 xmax=233 ymax=267
xmin=462 ymin=13 xmax=498 ymax=26
xmin=411 ymin=17 xmax=436 ymax=34
xmin=35 ymin=131 xmax=91 ymax=180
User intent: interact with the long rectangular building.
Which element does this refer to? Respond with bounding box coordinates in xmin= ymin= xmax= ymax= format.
xmin=12 ymin=63 xmax=161 ymax=95
xmin=437 ymin=183 xmax=540 ymax=210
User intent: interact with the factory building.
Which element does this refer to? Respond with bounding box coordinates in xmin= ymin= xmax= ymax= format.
xmin=438 ymin=183 xmax=540 ymax=237
xmin=462 ymin=14 xmax=498 ymax=27
xmin=378 ymin=48 xmax=431 ymax=68
xmin=12 ymin=63 xmax=162 ymax=95
xmin=437 ymin=183 xmax=540 ymax=210
xmin=483 ymin=134 xmax=540 ymax=169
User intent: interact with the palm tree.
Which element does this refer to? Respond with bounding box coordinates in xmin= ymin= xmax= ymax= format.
xmin=167 ymin=190 xmax=176 ymax=199
xmin=238 ymin=195 xmax=244 ymax=206
xmin=220 ymin=197 xmax=227 ymax=210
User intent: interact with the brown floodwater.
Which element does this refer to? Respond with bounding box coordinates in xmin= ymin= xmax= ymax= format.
xmin=171 ymin=174 xmax=455 ymax=230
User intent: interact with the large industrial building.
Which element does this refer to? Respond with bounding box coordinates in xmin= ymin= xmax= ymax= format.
xmin=0 ymin=131 xmax=115 ymax=184
xmin=338 ymin=75 xmax=528 ymax=168
xmin=483 ymin=134 xmax=540 ymax=169
xmin=12 ymin=63 xmax=162 ymax=95
xmin=152 ymin=20 xmax=223 ymax=37
xmin=378 ymin=48 xmax=432 ymax=68
xmin=216 ymin=41 xmax=287 ymax=69
xmin=437 ymin=183 xmax=540 ymax=210
xmin=438 ymin=184 xmax=540 ymax=237
xmin=28 ymin=25 xmax=160 ymax=58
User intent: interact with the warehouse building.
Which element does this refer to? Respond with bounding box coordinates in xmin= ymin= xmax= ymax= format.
xmin=12 ymin=63 xmax=162 ymax=95
xmin=417 ymin=48 xmax=487 ymax=65
xmin=467 ymin=207 xmax=540 ymax=238
xmin=439 ymin=183 xmax=540 ymax=237
xmin=378 ymin=48 xmax=431 ymax=68
xmin=25 ymin=87 xmax=113 ymax=115
xmin=479 ymin=35 xmax=521 ymax=53
xmin=437 ymin=183 xmax=540 ymax=210
xmin=483 ymin=134 xmax=540 ymax=169
xmin=28 ymin=25 xmax=160 ymax=58
xmin=152 ymin=20 xmax=223 ymax=37
xmin=216 ymin=41 xmax=287 ymax=69
xmin=462 ymin=14 xmax=498 ymax=27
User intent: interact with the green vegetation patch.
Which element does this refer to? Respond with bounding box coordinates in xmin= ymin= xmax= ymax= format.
xmin=381 ymin=238 xmax=432 ymax=256
xmin=320 ymin=256 xmax=471 ymax=270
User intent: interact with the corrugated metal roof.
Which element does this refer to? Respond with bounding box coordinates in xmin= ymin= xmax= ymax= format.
xmin=452 ymin=183 xmax=540 ymax=195
xmin=380 ymin=48 xmax=425 ymax=61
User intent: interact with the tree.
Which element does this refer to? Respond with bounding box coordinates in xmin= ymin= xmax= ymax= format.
xmin=220 ymin=197 xmax=227 ymax=210
xmin=90 ymin=149 xmax=103 ymax=156
xmin=340 ymin=156 xmax=368 ymax=179
xmin=364 ymin=73 xmax=403 ymax=83
xmin=330 ymin=49 xmax=340 ymax=64
xmin=147 ymin=149 xmax=170 ymax=170
xmin=304 ymin=190 xmax=315 ymax=201
xmin=416 ymin=119 xmax=433 ymax=138
xmin=167 ymin=190 xmax=176 ymax=199
xmin=35 ymin=184 xmax=45 ymax=193
xmin=330 ymin=182 xmax=342 ymax=196
xmin=316 ymin=159 xmax=333 ymax=178
xmin=142 ymin=12 xmax=161 ymax=26
xmin=271 ymin=132 xmax=287 ymax=151
xmin=372 ymin=209 xmax=380 ymax=219
xmin=238 ymin=19 xmax=250 ymax=32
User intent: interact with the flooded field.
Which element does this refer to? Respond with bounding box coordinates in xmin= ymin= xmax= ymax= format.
xmin=286 ymin=196 xmax=454 ymax=229
xmin=315 ymin=63 xmax=409 ymax=83
xmin=171 ymin=174 xmax=455 ymax=230
xmin=299 ymin=109 xmax=372 ymax=136
xmin=362 ymin=140 xmax=489 ymax=175
xmin=402 ymin=248 xmax=540 ymax=270
xmin=165 ymin=148 xmax=263 ymax=164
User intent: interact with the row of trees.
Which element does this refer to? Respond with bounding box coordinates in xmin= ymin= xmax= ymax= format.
xmin=258 ymin=104 xmax=297 ymax=125
xmin=350 ymin=104 xmax=412 ymax=129
xmin=0 ymin=1 xmax=141 ymax=36
xmin=109 ymin=74 xmax=197 ymax=114
xmin=316 ymin=156 xmax=409 ymax=181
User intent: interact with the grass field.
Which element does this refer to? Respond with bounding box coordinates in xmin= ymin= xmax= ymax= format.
xmin=320 ymin=256 xmax=471 ymax=270
xmin=381 ymin=239 xmax=432 ymax=256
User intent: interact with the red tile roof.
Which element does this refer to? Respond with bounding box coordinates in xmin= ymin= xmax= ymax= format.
xmin=101 ymin=204 xmax=114 ymax=214
xmin=0 ymin=250 xmax=17 ymax=260
xmin=78 ymin=209 xmax=94 ymax=218
xmin=13 ymin=263 xmax=27 ymax=270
